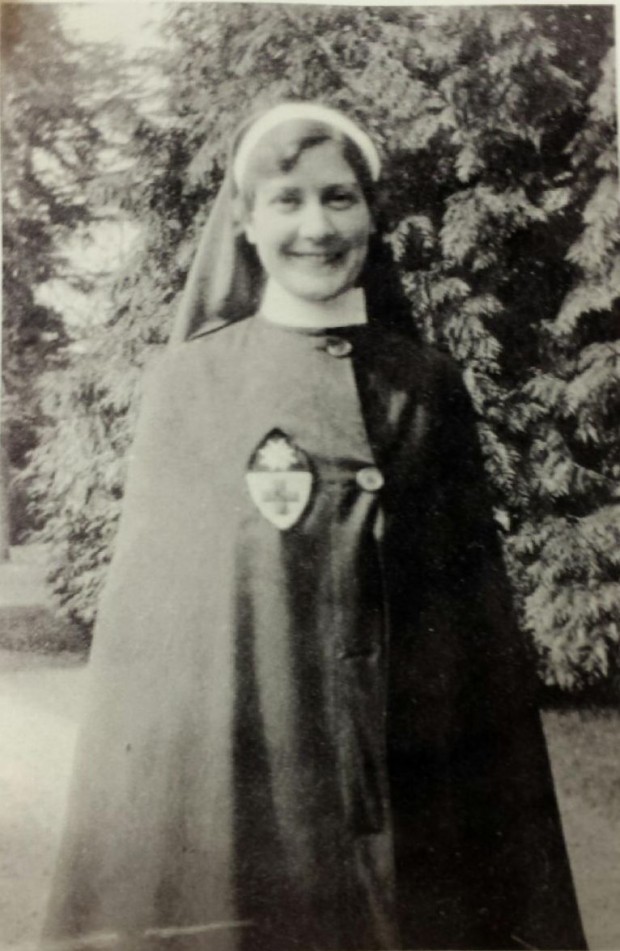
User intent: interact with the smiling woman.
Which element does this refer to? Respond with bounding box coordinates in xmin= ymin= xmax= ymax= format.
xmin=43 ymin=102 xmax=587 ymax=951
xmin=243 ymin=138 xmax=372 ymax=303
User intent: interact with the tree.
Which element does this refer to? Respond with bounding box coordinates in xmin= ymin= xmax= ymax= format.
xmin=508 ymin=38 xmax=620 ymax=692
xmin=22 ymin=5 xmax=620 ymax=692
xmin=1 ymin=3 xmax=101 ymax=539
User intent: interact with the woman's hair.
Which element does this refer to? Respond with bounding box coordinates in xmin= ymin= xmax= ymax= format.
xmin=235 ymin=118 xmax=376 ymax=212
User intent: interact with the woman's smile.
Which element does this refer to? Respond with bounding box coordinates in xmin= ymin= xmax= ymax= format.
xmin=244 ymin=140 xmax=373 ymax=302
xmin=286 ymin=248 xmax=348 ymax=265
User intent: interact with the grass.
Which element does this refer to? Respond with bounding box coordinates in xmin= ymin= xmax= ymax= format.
xmin=0 ymin=546 xmax=84 ymax=653
xmin=543 ymin=707 xmax=620 ymax=950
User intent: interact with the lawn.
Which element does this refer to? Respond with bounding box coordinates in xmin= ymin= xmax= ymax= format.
xmin=543 ymin=707 xmax=620 ymax=950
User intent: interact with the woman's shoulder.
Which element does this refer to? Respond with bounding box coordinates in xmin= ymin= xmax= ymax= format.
xmin=366 ymin=324 xmax=464 ymax=394
xmin=150 ymin=317 xmax=253 ymax=375
xmin=136 ymin=320 xmax=252 ymax=418
xmin=186 ymin=314 xmax=254 ymax=345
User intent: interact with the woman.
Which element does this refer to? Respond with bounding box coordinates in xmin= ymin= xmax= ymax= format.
xmin=44 ymin=103 xmax=586 ymax=951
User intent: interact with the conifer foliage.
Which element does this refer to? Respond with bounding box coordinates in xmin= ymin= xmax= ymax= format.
xmin=12 ymin=5 xmax=619 ymax=692
xmin=1 ymin=4 xmax=101 ymax=534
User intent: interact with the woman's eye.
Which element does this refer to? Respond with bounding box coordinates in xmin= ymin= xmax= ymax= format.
xmin=326 ymin=190 xmax=358 ymax=208
xmin=272 ymin=193 xmax=300 ymax=209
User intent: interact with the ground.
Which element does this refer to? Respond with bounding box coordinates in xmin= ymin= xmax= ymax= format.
xmin=543 ymin=705 xmax=620 ymax=951
xmin=0 ymin=650 xmax=85 ymax=950
xmin=0 ymin=648 xmax=618 ymax=951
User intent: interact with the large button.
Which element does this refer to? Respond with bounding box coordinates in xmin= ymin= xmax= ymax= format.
xmin=326 ymin=337 xmax=353 ymax=358
xmin=356 ymin=466 xmax=384 ymax=492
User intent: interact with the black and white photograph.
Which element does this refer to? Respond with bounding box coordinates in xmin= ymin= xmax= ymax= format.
xmin=1 ymin=2 xmax=619 ymax=949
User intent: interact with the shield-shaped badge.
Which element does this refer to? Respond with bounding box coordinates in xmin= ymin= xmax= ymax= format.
xmin=246 ymin=430 xmax=313 ymax=530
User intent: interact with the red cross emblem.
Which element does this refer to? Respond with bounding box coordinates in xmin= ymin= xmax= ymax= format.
xmin=246 ymin=431 xmax=313 ymax=530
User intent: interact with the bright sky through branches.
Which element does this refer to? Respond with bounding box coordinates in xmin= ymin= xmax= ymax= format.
xmin=33 ymin=4 xmax=167 ymax=329
xmin=60 ymin=2 xmax=165 ymax=52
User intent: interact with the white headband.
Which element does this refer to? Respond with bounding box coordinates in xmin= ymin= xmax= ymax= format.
xmin=233 ymin=103 xmax=381 ymax=188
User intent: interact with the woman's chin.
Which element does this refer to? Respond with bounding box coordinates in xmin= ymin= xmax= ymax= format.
xmin=282 ymin=276 xmax=358 ymax=303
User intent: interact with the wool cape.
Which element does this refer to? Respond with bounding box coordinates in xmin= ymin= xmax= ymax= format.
xmin=43 ymin=311 xmax=587 ymax=951
xmin=44 ymin=103 xmax=585 ymax=951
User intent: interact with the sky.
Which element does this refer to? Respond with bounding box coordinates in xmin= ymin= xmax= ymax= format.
xmin=60 ymin=2 xmax=165 ymax=51
xmin=33 ymin=5 xmax=166 ymax=327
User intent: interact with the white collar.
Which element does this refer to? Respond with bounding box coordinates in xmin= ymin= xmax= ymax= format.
xmin=259 ymin=280 xmax=367 ymax=330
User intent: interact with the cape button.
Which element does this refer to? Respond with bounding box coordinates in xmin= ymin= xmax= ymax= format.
xmin=356 ymin=466 xmax=384 ymax=492
xmin=326 ymin=337 xmax=353 ymax=358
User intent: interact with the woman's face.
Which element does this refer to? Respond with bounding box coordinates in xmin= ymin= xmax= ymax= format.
xmin=243 ymin=140 xmax=373 ymax=302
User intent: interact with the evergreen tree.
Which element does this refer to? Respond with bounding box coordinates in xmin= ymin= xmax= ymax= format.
xmin=1 ymin=3 xmax=101 ymax=537
xmin=21 ymin=5 xmax=619 ymax=692
xmin=509 ymin=37 xmax=620 ymax=691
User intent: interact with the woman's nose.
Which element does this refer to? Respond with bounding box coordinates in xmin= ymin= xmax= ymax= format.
xmin=298 ymin=200 xmax=335 ymax=240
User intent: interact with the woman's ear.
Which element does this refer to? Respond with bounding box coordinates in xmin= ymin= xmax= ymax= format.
xmin=232 ymin=191 xmax=256 ymax=244
xmin=244 ymin=216 xmax=257 ymax=245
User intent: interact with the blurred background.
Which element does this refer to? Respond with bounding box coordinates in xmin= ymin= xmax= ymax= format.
xmin=0 ymin=3 xmax=618 ymax=947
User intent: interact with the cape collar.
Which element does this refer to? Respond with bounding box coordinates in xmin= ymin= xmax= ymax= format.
xmin=259 ymin=280 xmax=367 ymax=330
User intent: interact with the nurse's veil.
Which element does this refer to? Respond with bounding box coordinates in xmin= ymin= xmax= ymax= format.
xmin=169 ymin=124 xmax=261 ymax=344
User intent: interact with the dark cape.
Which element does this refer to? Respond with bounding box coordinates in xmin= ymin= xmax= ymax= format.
xmin=43 ymin=316 xmax=587 ymax=951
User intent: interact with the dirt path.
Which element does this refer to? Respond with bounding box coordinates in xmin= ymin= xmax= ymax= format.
xmin=0 ymin=651 xmax=86 ymax=949
xmin=0 ymin=651 xmax=617 ymax=950
xmin=544 ymin=708 xmax=620 ymax=951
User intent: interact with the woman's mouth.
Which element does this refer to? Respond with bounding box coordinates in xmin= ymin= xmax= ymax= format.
xmin=287 ymin=249 xmax=347 ymax=266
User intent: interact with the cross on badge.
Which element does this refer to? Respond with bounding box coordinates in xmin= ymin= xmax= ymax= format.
xmin=246 ymin=431 xmax=313 ymax=530
xmin=261 ymin=478 xmax=301 ymax=517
